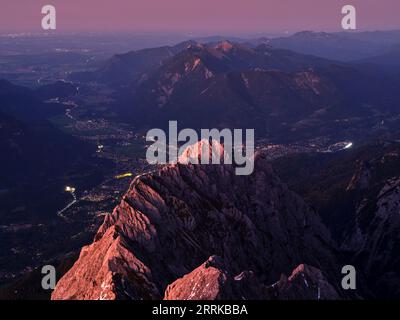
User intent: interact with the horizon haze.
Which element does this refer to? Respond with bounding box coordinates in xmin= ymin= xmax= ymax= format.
xmin=1 ymin=0 xmax=400 ymax=34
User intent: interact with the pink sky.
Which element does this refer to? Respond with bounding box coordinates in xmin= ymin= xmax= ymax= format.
xmin=1 ymin=0 xmax=399 ymax=34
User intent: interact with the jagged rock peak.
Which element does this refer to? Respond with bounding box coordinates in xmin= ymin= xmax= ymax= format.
xmin=178 ymin=139 xmax=228 ymax=164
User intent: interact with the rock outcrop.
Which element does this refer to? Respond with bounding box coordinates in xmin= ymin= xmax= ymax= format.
xmin=164 ymin=257 xmax=340 ymax=300
xmin=164 ymin=255 xmax=266 ymax=300
xmin=267 ymin=264 xmax=340 ymax=300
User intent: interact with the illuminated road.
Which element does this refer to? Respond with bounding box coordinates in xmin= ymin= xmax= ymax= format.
xmin=57 ymin=191 xmax=77 ymax=219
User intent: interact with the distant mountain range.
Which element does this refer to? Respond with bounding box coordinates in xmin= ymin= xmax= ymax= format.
xmin=80 ymin=38 xmax=400 ymax=141
xmin=71 ymin=30 xmax=400 ymax=86
xmin=127 ymin=42 xmax=339 ymax=132
xmin=268 ymin=30 xmax=400 ymax=61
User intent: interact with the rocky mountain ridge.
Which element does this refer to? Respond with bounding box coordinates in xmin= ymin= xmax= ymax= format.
xmin=52 ymin=146 xmax=342 ymax=300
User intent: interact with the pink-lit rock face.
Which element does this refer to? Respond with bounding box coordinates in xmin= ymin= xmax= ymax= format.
xmin=52 ymin=141 xmax=341 ymax=300
xmin=164 ymin=256 xmax=230 ymax=300
xmin=51 ymin=226 xmax=161 ymax=300
xmin=164 ymin=257 xmax=341 ymax=300
xmin=164 ymin=256 xmax=267 ymax=300
xmin=178 ymin=139 xmax=227 ymax=164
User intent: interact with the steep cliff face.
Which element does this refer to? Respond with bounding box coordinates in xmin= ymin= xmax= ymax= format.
xmin=339 ymin=148 xmax=400 ymax=298
xmin=344 ymin=176 xmax=400 ymax=298
xmin=272 ymin=141 xmax=400 ymax=299
xmin=52 ymin=149 xmax=340 ymax=300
